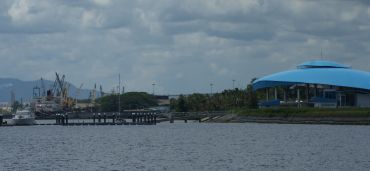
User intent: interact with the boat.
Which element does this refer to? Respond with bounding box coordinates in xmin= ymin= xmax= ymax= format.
xmin=31 ymin=73 xmax=73 ymax=118
xmin=11 ymin=109 xmax=36 ymax=125
xmin=32 ymin=95 xmax=63 ymax=117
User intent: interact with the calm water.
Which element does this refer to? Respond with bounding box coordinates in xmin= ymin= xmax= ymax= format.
xmin=0 ymin=122 xmax=370 ymax=171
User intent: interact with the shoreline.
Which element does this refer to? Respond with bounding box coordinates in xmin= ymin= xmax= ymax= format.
xmin=208 ymin=114 xmax=370 ymax=125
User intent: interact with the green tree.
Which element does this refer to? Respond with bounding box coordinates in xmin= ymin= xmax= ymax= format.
xmin=247 ymin=79 xmax=258 ymax=109
xmin=176 ymin=95 xmax=188 ymax=112
xmin=97 ymin=92 xmax=158 ymax=112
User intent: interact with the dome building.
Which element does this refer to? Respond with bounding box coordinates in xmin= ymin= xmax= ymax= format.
xmin=252 ymin=60 xmax=370 ymax=108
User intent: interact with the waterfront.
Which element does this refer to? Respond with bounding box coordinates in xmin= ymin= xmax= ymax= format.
xmin=0 ymin=123 xmax=370 ymax=170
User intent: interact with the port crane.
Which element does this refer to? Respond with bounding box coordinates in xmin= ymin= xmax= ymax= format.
xmin=53 ymin=72 xmax=74 ymax=109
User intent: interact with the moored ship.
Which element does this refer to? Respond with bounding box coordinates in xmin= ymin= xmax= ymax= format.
xmin=31 ymin=73 xmax=74 ymax=118
xmin=11 ymin=108 xmax=36 ymax=125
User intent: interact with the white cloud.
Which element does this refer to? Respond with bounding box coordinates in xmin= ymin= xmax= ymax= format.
xmin=81 ymin=10 xmax=105 ymax=28
xmin=8 ymin=0 xmax=30 ymax=23
xmin=340 ymin=7 xmax=360 ymax=22
xmin=93 ymin=0 xmax=111 ymax=6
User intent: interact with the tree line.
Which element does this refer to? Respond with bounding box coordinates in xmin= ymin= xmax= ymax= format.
xmin=170 ymin=84 xmax=258 ymax=112
xmin=97 ymin=92 xmax=158 ymax=112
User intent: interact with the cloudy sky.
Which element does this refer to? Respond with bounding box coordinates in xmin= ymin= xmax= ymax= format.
xmin=0 ymin=0 xmax=370 ymax=94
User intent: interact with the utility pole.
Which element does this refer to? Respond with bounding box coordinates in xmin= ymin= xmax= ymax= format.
xmin=118 ymin=74 xmax=121 ymax=115
xmin=10 ymin=90 xmax=15 ymax=110
xmin=152 ymin=82 xmax=156 ymax=95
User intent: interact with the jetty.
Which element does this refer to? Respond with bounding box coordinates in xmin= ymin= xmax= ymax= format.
xmin=0 ymin=111 xmax=230 ymax=127
xmin=0 ymin=111 xmax=159 ymax=127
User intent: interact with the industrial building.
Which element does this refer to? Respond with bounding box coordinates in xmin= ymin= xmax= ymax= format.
xmin=252 ymin=60 xmax=370 ymax=108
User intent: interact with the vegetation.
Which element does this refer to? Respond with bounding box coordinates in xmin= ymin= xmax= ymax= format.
xmin=97 ymin=92 xmax=158 ymax=112
xmin=170 ymin=80 xmax=370 ymax=118
xmin=170 ymin=85 xmax=258 ymax=112
xmin=0 ymin=108 xmax=10 ymax=115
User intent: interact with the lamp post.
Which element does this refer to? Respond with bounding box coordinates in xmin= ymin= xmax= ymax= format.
xmin=118 ymin=74 xmax=121 ymax=116
xmin=152 ymin=83 xmax=156 ymax=95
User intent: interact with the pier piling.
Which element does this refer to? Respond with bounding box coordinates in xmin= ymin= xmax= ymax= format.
xmin=133 ymin=113 xmax=136 ymax=124
xmin=0 ymin=115 xmax=3 ymax=126
xmin=61 ymin=115 xmax=65 ymax=125
xmin=154 ymin=114 xmax=157 ymax=125
xmin=170 ymin=113 xmax=174 ymax=123
xmin=55 ymin=114 xmax=59 ymax=125
xmin=149 ymin=113 xmax=152 ymax=124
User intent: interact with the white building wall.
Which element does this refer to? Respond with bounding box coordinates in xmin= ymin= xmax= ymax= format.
xmin=356 ymin=94 xmax=370 ymax=107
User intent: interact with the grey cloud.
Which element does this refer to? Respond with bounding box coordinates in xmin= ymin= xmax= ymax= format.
xmin=0 ymin=0 xmax=370 ymax=95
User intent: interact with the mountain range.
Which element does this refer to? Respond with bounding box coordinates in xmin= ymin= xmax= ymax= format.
xmin=0 ymin=78 xmax=93 ymax=102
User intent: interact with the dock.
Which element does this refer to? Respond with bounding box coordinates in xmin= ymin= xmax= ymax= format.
xmin=0 ymin=111 xmax=228 ymax=127
xmin=0 ymin=112 xmax=159 ymax=127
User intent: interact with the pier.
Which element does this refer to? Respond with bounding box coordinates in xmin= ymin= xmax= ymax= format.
xmin=0 ymin=111 xmax=229 ymax=127
xmin=54 ymin=112 xmax=158 ymax=126
xmin=0 ymin=111 xmax=159 ymax=127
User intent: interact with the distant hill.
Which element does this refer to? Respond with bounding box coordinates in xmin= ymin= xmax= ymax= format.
xmin=0 ymin=78 xmax=93 ymax=102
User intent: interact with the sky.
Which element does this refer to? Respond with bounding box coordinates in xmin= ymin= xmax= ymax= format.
xmin=0 ymin=0 xmax=370 ymax=95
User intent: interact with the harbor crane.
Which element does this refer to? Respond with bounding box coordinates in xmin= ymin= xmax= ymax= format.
xmin=54 ymin=72 xmax=74 ymax=108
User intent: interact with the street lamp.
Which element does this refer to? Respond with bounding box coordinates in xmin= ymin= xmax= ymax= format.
xmin=152 ymin=83 xmax=156 ymax=95
xmin=118 ymin=74 xmax=121 ymax=115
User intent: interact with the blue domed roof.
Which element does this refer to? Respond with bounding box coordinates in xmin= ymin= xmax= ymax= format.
xmin=297 ymin=60 xmax=350 ymax=69
xmin=253 ymin=60 xmax=370 ymax=91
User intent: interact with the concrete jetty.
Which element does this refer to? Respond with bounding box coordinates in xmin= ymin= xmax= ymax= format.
xmin=0 ymin=112 xmax=159 ymax=127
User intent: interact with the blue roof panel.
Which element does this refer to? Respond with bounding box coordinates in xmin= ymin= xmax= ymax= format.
xmin=253 ymin=67 xmax=370 ymax=91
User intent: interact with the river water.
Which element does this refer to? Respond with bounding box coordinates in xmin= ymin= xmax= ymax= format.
xmin=0 ymin=122 xmax=369 ymax=171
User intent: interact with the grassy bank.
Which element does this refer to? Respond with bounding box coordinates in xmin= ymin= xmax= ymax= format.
xmin=233 ymin=107 xmax=370 ymax=118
